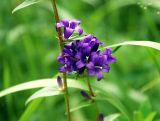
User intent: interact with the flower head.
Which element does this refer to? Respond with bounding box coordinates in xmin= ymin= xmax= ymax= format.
xmin=57 ymin=34 xmax=116 ymax=81
xmin=56 ymin=19 xmax=83 ymax=39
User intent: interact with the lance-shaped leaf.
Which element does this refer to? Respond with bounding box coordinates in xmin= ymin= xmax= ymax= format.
xmin=103 ymin=41 xmax=160 ymax=51
xmin=104 ymin=113 xmax=120 ymax=121
xmin=12 ymin=0 xmax=41 ymax=13
xmin=144 ymin=112 xmax=157 ymax=121
xmin=134 ymin=111 xmax=144 ymax=121
xmin=25 ymin=86 xmax=63 ymax=105
xmin=25 ymin=80 xmax=88 ymax=104
xmin=68 ymin=102 xmax=93 ymax=114
xmin=0 ymin=78 xmax=87 ymax=98
xmin=0 ymin=78 xmax=54 ymax=97
xmin=19 ymin=99 xmax=43 ymax=121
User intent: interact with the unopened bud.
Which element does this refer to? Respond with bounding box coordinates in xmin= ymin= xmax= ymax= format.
xmin=80 ymin=90 xmax=91 ymax=100
xmin=98 ymin=113 xmax=104 ymax=121
xmin=57 ymin=76 xmax=63 ymax=89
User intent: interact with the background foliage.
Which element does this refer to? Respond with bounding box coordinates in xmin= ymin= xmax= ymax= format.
xmin=0 ymin=0 xmax=160 ymax=121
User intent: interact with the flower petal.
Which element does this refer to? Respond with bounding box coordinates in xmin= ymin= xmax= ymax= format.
xmin=57 ymin=55 xmax=65 ymax=64
xmin=88 ymin=69 xmax=96 ymax=76
xmin=103 ymin=65 xmax=110 ymax=73
xmin=75 ymin=26 xmax=83 ymax=35
xmin=58 ymin=66 xmax=66 ymax=73
xmin=83 ymin=34 xmax=92 ymax=43
xmin=76 ymin=60 xmax=85 ymax=69
xmin=96 ymin=69 xmax=103 ymax=81
xmin=70 ymin=20 xmax=81 ymax=29
xmin=61 ymin=19 xmax=70 ymax=27
xmin=86 ymin=62 xmax=94 ymax=69
xmin=56 ymin=22 xmax=64 ymax=31
xmin=64 ymin=27 xmax=74 ymax=39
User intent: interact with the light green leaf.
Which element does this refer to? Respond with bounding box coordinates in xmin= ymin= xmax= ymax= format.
xmin=0 ymin=78 xmax=55 ymax=97
xmin=104 ymin=113 xmax=120 ymax=121
xmin=0 ymin=78 xmax=87 ymax=98
xmin=104 ymin=41 xmax=160 ymax=51
xmin=12 ymin=0 xmax=41 ymax=13
xmin=144 ymin=112 xmax=157 ymax=121
xmin=25 ymin=86 xmax=63 ymax=105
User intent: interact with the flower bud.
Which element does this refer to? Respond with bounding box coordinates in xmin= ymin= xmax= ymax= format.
xmin=57 ymin=76 xmax=63 ymax=89
xmin=98 ymin=113 xmax=104 ymax=121
xmin=80 ymin=90 xmax=91 ymax=100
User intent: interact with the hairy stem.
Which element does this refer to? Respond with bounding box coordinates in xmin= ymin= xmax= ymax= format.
xmin=51 ymin=0 xmax=71 ymax=121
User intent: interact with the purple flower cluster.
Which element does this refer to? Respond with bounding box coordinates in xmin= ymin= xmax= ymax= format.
xmin=56 ymin=19 xmax=83 ymax=39
xmin=56 ymin=19 xmax=116 ymax=81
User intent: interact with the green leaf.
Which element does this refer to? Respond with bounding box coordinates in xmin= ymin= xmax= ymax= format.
xmin=139 ymin=100 xmax=152 ymax=118
xmin=140 ymin=77 xmax=160 ymax=92
xmin=0 ymin=78 xmax=87 ymax=98
xmin=104 ymin=113 xmax=120 ymax=121
xmin=12 ymin=0 xmax=41 ymax=13
xmin=134 ymin=111 xmax=144 ymax=121
xmin=0 ymin=78 xmax=55 ymax=97
xmin=144 ymin=112 xmax=157 ymax=121
xmin=69 ymin=102 xmax=92 ymax=113
xmin=25 ymin=86 xmax=63 ymax=105
xmin=104 ymin=41 xmax=160 ymax=51
xmin=19 ymin=99 xmax=43 ymax=121
xmin=94 ymin=93 xmax=131 ymax=121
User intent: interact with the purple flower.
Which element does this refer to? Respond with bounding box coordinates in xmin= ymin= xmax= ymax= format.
xmin=56 ymin=19 xmax=83 ymax=39
xmin=57 ymin=40 xmax=80 ymax=73
xmin=75 ymin=34 xmax=102 ymax=72
xmin=87 ymin=52 xmax=111 ymax=81
xmin=57 ymin=34 xmax=116 ymax=81
xmin=103 ymin=48 xmax=116 ymax=64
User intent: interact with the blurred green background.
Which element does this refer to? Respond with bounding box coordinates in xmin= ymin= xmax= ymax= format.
xmin=0 ymin=0 xmax=160 ymax=121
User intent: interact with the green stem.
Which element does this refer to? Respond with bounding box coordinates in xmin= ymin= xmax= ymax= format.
xmin=50 ymin=0 xmax=71 ymax=121
xmin=86 ymin=75 xmax=99 ymax=121
xmin=86 ymin=75 xmax=94 ymax=96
